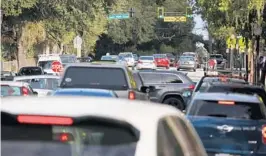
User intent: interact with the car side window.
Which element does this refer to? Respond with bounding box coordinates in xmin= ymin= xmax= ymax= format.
xmin=157 ymin=117 xmax=184 ymax=156
xmin=162 ymin=74 xmax=183 ymax=84
xmin=140 ymin=73 xmax=163 ymax=84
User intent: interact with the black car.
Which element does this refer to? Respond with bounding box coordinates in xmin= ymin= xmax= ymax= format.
xmin=135 ymin=70 xmax=195 ymax=110
xmin=59 ymin=63 xmax=150 ymax=101
xmin=200 ymin=82 xmax=266 ymax=106
xmin=17 ymin=66 xmax=45 ymax=76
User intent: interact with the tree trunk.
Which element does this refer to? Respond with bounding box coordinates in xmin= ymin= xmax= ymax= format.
xmin=17 ymin=36 xmax=27 ymax=68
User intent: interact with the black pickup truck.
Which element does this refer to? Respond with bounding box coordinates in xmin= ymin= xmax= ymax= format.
xmin=59 ymin=63 xmax=150 ymax=100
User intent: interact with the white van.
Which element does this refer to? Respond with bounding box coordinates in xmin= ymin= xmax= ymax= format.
xmin=37 ymin=54 xmax=76 ymax=75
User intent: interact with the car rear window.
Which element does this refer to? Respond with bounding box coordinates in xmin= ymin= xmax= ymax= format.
xmin=61 ymin=67 xmax=128 ymax=90
xmin=139 ymin=56 xmax=153 ymax=60
xmin=2 ymin=113 xmax=138 ymax=156
xmin=17 ymin=78 xmax=59 ymax=90
xmin=1 ymin=86 xmax=21 ymax=96
xmin=153 ymin=54 xmax=166 ymax=58
xmin=205 ymin=86 xmax=266 ymax=104
xmin=187 ymin=100 xmax=265 ymax=120
xmin=19 ymin=67 xmax=42 ymax=76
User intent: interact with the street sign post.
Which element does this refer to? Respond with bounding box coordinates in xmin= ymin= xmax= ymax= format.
xmin=163 ymin=16 xmax=187 ymax=22
xmin=108 ymin=13 xmax=130 ymax=19
xmin=73 ymin=35 xmax=82 ymax=57
xmin=51 ymin=61 xmax=63 ymax=73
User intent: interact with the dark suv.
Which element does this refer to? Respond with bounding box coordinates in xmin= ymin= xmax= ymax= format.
xmin=59 ymin=63 xmax=150 ymax=100
xmin=135 ymin=70 xmax=195 ymax=110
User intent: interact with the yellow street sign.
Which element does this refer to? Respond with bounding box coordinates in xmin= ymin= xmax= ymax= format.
xmin=239 ymin=37 xmax=245 ymax=53
xmin=163 ymin=16 xmax=187 ymax=22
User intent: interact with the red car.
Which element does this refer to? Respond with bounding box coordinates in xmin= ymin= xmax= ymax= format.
xmin=153 ymin=54 xmax=170 ymax=69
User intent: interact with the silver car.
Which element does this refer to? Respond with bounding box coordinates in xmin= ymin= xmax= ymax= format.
xmin=177 ymin=56 xmax=197 ymax=72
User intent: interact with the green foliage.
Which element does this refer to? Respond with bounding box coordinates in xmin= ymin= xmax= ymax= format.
xmin=1 ymin=0 xmax=38 ymax=16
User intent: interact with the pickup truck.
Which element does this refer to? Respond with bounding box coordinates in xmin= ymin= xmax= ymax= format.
xmin=186 ymin=92 xmax=266 ymax=156
xmin=59 ymin=63 xmax=150 ymax=101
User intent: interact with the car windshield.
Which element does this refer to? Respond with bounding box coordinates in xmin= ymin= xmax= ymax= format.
xmin=38 ymin=61 xmax=54 ymax=69
xmin=2 ymin=115 xmax=137 ymax=156
xmin=101 ymin=56 xmax=113 ymax=61
xmin=119 ymin=53 xmax=132 ymax=58
xmin=17 ymin=78 xmax=59 ymax=90
xmin=19 ymin=67 xmax=42 ymax=75
xmin=153 ymin=54 xmax=166 ymax=58
xmin=210 ymin=55 xmax=222 ymax=59
xmin=1 ymin=86 xmax=21 ymax=96
xmin=180 ymin=57 xmax=194 ymax=61
xmin=61 ymin=56 xmax=75 ymax=63
xmin=188 ymin=100 xmax=265 ymax=120
xmin=139 ymin=56 xmax=153 ymax=60
xmin=61 ymin=67 xmax=128 ymax=90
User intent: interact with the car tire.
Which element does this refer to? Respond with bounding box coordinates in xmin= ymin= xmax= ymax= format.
xmin=177 ymin=68 xmax=180 ymax=71
xmin=163 ymin=97 xmax=185 ymax=110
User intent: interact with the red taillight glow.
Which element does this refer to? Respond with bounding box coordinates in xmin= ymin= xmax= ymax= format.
xmin=22 ymin=87 xmax=29 ymax=96
xmin=262 ymin=125 xmax=266 ymax=144
xmin=60 ymin=133 xmax=69 ymax=142
xmin=218 ymin=101 xmax=235 ymax=105
xmin=138 ymin=60 xmax=142 ymax=64
xmin=128 ymin=91 xmax=135 ymax=100
xmin=189 ymin=85 xmax=195 ymax=90
xmin=17 ymin=115 xmax=73 ymax=125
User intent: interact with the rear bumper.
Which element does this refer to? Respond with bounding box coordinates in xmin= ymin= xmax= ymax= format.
xmin=136 ymin=64 xmax=156 ymax=69
xmin=156 ymin=63 xmax=169 ymax=67
xmin=178 ymin=64 xmax=195 ymax=69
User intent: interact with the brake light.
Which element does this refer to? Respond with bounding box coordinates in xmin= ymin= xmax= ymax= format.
xmin=138 ymin=60 xmax=142 ymax=64
xmin=189 ymin=85 xmax=195 ymax=90
xmin=218 ymin=101 xmax=235 ymax=105
xmin=60 ymin=133 xmax=70 ymax=142
xmin=22 ymin=87 xmax=29 ymax=96
xmin=128 ymin=91 xmax=135 ymax=100
xmin=17 ymin=115 xmax=73 ymax=125
xmin=262 ymin=125 xmax=266 ymax=144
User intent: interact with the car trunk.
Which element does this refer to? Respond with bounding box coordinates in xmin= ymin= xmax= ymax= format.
xmin=188 ymin=116 xmax=262 ymax=154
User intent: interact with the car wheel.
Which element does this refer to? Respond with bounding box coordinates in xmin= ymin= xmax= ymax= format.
xmin=177 ymin=68 xmax=180 ymax=71
xmin=163 ymin=97 xmax=185 ymax=110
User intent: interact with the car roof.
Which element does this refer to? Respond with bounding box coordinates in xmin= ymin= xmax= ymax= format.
xmin=14 ymin=75 xmax=60 ymax=80
xmin=54 ymin=88 xmax=115 ymax=94
xmin=193 ymin=92 xmax=261 ymax=103
xmin=0 ymin=81 xmax=29 ymax=86
xmin=208 ymin=82 xmax=261 ymax=88
xmin=137 ymin=70 xmax=187 ymax=75
xmin=202 ymin=77 xmax=246 ymax=83
xmin=1 ymin=97 xmax=184 ymax=130
xmin=64 ymin=63 xmax=127 ymax=69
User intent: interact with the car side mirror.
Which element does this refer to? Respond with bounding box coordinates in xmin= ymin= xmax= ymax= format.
xmin=33 ymin=91 xmax=38 ymax=95
xmin=140 ymin=86 xmax=156 ymax=93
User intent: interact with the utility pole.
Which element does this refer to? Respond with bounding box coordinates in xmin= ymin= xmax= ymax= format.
xmin=129 ymin=8 xmax=137 ymax=50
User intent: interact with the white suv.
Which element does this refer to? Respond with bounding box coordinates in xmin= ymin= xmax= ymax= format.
xmin=118 ymin=52 xmax=135 ymax=67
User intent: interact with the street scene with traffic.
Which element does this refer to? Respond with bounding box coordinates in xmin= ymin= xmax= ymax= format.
xmin=1 ymin=0 xmax=266 ymax=156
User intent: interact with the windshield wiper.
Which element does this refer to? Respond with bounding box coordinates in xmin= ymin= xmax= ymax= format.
xmin=207 ymin=114 xmax=227 ymax=118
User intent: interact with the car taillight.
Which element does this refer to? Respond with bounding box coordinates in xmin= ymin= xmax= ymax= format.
xmin=128 ymin=91 xmax=135 ymax=100
xmin=22 ymin=87 xmax=29 ymax=96
xmin=138 ymin=60 xmax=142 ymax=64
xmin=189 ymin=85 xmax=195 ymax=90
xmin=262 ymin=125 xmax=266 ymax=144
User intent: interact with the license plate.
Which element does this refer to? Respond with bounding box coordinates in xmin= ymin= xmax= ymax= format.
xmin=215 ymin=154 xmax=233 ymax=156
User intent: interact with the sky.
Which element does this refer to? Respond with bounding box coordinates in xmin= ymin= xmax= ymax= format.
xmin=192 ymin=14 xmax=209 ymax=40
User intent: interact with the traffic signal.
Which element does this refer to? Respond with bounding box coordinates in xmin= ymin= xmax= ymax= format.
xmin=158 ymin=7 xmax=164 ymax=18
xmin=186 ymin=7 xmax=193 ymax=18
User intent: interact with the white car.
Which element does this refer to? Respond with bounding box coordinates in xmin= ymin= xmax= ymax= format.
xmin=0 ymin=81 xmax=37 ymax=96
xmin=119 ymin=52 xmax=135 ymax=67
xmin=1 ymin=97 xmax=207 ymax=156
xmin=13 ymin=75 xmax=60 ymax=96
xmin=136 ymin=56 xmax=156 ymax=70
